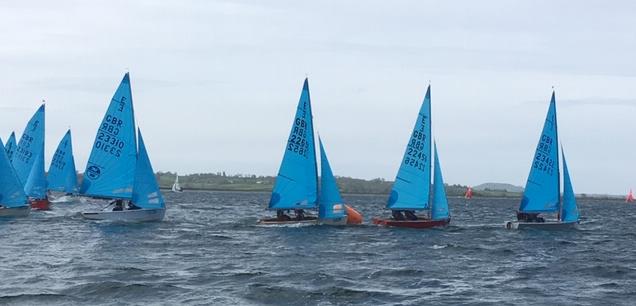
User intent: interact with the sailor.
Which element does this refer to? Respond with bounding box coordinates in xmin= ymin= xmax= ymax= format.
xmin=127 ymin=201 xmax=141 ymax=210
xmin=294 ymin=209 xmax=305 ymax=220
xmin=404 ymin=210 xmax=418 ymax=220
xmin=112 ymin=199 xmax=124 ymax=211
xmin=392 ymin=210 xmax=405 ymax=221
xmin=276 ymin=209 xmax=291 ymax=221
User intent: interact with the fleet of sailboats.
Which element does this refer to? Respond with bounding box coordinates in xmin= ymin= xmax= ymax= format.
xmin=0 ymin=75 xmax=616 ymax=232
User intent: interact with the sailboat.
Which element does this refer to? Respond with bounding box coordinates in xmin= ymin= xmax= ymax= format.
xmin=79 ymin=73 xmax=166 ymax=222
xmin=259 ymin=78 xmax=362 ymax=225
xmin=464 ymin=186 xmax=473 ymax=200
xmin=12 ymin=104 xmax=48 ymax=210
xmin=4 ymin=131 xmax=16 ymax=162
xmin=0 ymin=137 xmax=30 ymax=217
xmin=171 ymin=173 xmax=183 ymax=192
xmin=505 ymin=92 xmax=580 ymax=229
xmin=372 ymin=86 xmax=451 ymax=228
xmin=626 ymin=189 xmax=634 ymax=203
xmin=47 ymin=129 xmax=79 ymax=203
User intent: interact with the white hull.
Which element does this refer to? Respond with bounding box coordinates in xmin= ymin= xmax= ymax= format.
xmin=82 ymin=208 xmax=165 ymax=222
xmin=505 ymin=220 xmax=578 ymax=230
xmin=0 ymin=205 xmax=30 ymax=217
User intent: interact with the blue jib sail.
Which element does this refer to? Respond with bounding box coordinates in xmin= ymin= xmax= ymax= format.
xmin=560 ymin=148 xmax=579 ymax=222
xmin=47 ymin=130 xmax=78 ymax=193
xmin=269 ymin=78 xmax=318 ymax=210
xmin=5 ymin=131 xmax=16 ymax=162
xmin=318 ymin=137 xmax=346 ymax=220
xmin=24 ymin=150 xmax=47 ymax=199
xmin=12 ymin=104 xmax=45 ymax=186
xmin=387 ymin=86 xmax=432 ymax=210
xmin=431 ymin=142 xmax=450 ymax=220
xmin=132 ymin=129 xmax=165 ymax=209
xmin=519 ymin=92 xmax=560 ymax=213
xmin=0 ymin=138 xmax=28 ymax=208
xmin=80 ymin=73 xmax=137 ymax=199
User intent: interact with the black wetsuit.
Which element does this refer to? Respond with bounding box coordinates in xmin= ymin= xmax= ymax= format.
xmin=392 ymin=210 xmax=405 ymax=221
xmin=404 ymin=210 xmax=418 ymax=220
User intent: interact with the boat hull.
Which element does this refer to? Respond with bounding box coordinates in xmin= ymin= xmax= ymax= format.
xmin=30 ymin=198 xmax=50 ymax=211
xmin=81 ymin=208 xmax=165 ymax=222
xmin=505 ymin=220 xmax=578 ymax=230
xmin=258 ymin=216 xmax=318 ymax=225
xmin=372 ymin=217 xmax=450 ymax=228
xmin=0 ymin=205 xmax=31 ymax=217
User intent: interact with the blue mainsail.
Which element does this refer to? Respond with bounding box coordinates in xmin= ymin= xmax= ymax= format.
xmin=5 ymin=131 xmax=16 ymax=162
xmin=0 ymin=138 xmax=28 ymax=208
xmin=431 ymin=142 xmax=450 ymax=220
xmin=387 ymin=86 xmax=432 ymax=210
xmin=519 ymin=92 xmax=560 ymax=213
xmin=318 ymin=137 xmax=346 ymax=220
xmin=24 ymin=150 xmax=47 ymax=199
xmin=269 ymin=78 xmax=318 ymax=210
xmin=560 ymin=148 xmax=579 ymax=223
xmin=47 ymin=130 xmax=78 ymax=193
xmin=80 ymin=73 xmax=137 ymax=199
xmin=132 ymin=129 xmax=165 ymax=209
xmin=12 ymin=104 xmax=45 ymax=186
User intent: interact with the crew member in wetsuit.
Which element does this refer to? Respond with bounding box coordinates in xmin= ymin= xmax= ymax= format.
xmin=294 ymin=209 xmax=305 ymax=220
xmin=127 ymin=201 xmax=141 ymax=210
xmin=517 ymin=212 xmax=545 ymax=222
xmin=112 ymin=199 xmax=124 ymax=211
xmin=277 ymin=209 xmax=291 ymax=221
xmin=392 ymin=210 xmax=405 ymax=221
xmin=404 ymin=210 xmax=418 ymax=220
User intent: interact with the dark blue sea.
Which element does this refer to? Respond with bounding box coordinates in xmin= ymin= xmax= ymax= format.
xmin=1 ymin=191 xmax=634 ymax=305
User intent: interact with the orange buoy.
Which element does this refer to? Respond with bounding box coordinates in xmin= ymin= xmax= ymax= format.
xmin=345 ymin=205 xmax=363 ymax=224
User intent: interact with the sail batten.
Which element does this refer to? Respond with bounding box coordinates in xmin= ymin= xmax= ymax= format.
xmin=269 ymin=79 xmax=318 ymax=210
xmin=80 ymin=73 xmax=137 ymax=199
xmin=318 ymin=138 xmax=346 ymax=220
xmin=519 ymin=92 xmax=560 ymax=213
xmin=387 ymin=86 xmax=432 ymax=210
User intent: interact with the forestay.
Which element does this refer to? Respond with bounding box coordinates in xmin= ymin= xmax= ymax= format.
xmin=519 ymin=92 xmax=560 ymax=213
xmin=80 ymin=73 xmax=137 ymax=199
xmin=269 ymin=79 xmax=318 ymax=210
xmin=387 ymin=86 xmax=432 ymax=210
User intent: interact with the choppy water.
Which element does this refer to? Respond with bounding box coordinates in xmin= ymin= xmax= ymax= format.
xmin=1 ymin=191 xmax=635 ymax=305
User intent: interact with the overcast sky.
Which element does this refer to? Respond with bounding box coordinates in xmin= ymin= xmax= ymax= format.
xmin=1 ymin=1 xmax=635 ymax=195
